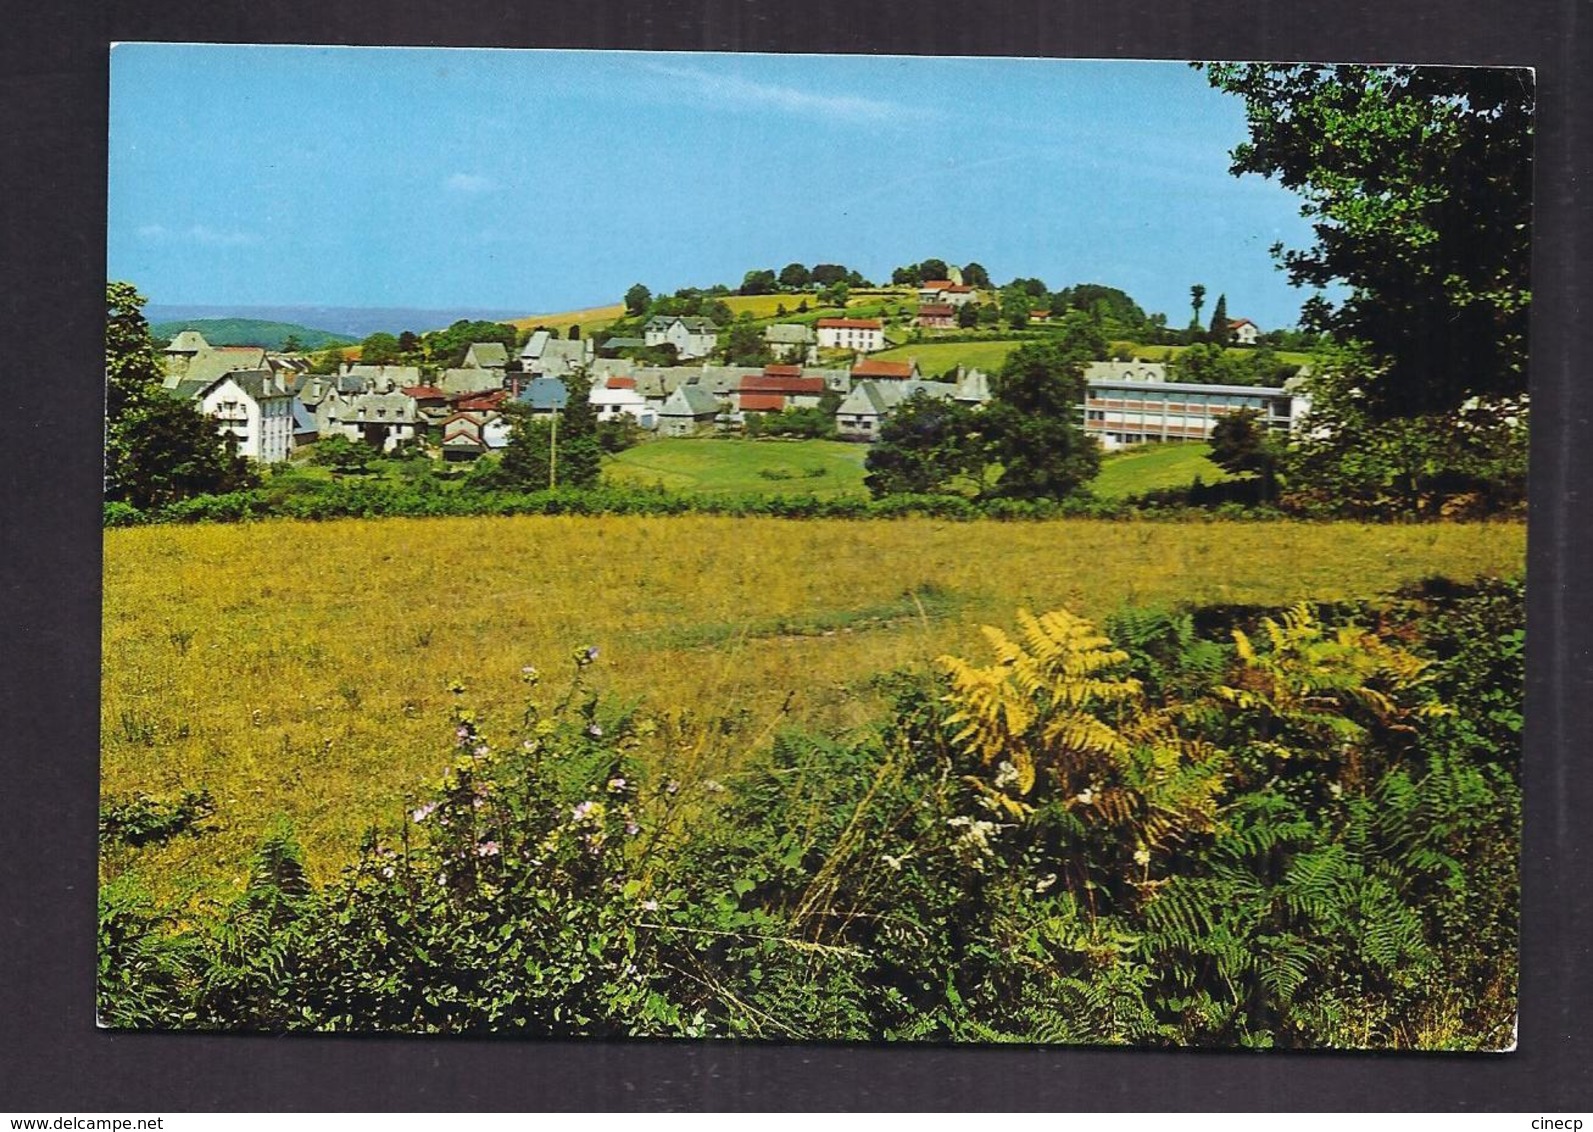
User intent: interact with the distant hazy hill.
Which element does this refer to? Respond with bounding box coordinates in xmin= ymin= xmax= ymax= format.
xmin=148 ymin=318 xmax=355 ymax=351
xmin=146 ymin=304 xmax=530 ymax=339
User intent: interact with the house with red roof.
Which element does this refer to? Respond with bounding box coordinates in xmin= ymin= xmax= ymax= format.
xmin=917 ymin=281 xmax=978 ymax=307
xmin=850 ymin=358 xmax=920 ymax=381
xmin=917 ymin=304 xmax=956 ymax=329
xmin=440 ymin=410 xmax=512 ymax=461
xmin=1227 ymin=318 xmax=1260 ymax=345
xmin=590 ymin=375 xmax=657 ymax=428
xmin=734 ymin=369 xmax=830 ymax=415
xmin=816 ymin=317 xmax=885 ymax=354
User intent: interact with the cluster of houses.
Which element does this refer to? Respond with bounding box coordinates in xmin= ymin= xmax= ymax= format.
xmin=159 ymin=311 xmax=1304 ymax=465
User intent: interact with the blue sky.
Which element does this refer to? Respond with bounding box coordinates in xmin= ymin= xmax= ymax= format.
xmin=109 ymin=45 xmax=1330 ymax=330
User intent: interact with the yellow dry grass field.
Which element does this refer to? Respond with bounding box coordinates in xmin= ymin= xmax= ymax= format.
xmin=103 ymin=515 xmax=1524 ymax=894
xmin=506 ymin=303 xmax=626 ymax=336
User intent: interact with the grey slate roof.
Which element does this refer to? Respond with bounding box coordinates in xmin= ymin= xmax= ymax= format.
xmin=517 ymin=377 xmax=570 ymax=411
xmin=291 ymin=400 xmax=319 ymax=435
xmin=167 ymin=379 xmax=211 ymax=401
xmin=180 ymin=347 xmax=269 ymax=387
xmin=343 ymin=364 xmax=423 ymax=387
xmin=465 ymin=342 xmax=509 ymax=368
xmin=695 ymin=366 xmax=764 ymax=395
xmin=838 ymin=380 xmax=957 ymax=419
xmin=603 ymin=337 xmax=647 ymax=350
xmin=198 ymin=369 xmax=291 ymax=402
xmin=628 ymin=366 xmax=700 ymax=400
xmin=644 ymin=315 xmax=720 ymax=333
xmin=346 ymin=391 xmax=419 ymax=422
xmin=522 ymin=336 xmax=592 ymax=377
xmin=661 ymin=384 xmax=724 ymax=417
xmin=439 ymin=367 xmax=503 ymax=396
xmin=165 ymin=329 xmax=211 ymax=354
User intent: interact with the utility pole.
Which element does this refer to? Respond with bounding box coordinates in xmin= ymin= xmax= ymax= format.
xmin=549 ymin=405 xmax=558 ymax=489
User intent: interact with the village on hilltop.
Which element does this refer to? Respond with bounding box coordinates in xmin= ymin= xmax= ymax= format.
xmin=156 ymin=267 xmax=1306 ymax=467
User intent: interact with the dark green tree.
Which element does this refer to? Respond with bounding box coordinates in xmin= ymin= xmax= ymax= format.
xmin=961 ymin=262 xmax=991 ymax=288
xmin=811 ymin=263 xmax=848 ymax=287
xmin=957 ymin=302 xmax=980 ymax=329
xmin=982 ymin=337 xmax=1100 ymax=500
xmin=1168 ymin=342 xmax=1228 ymax=384
xmin=739 ymin=269 xmax=778 ymax=296
xmin=280 ymin=334 xmax=303 ymax=354
xmin=1208 ymin=293 xmax=1230 ymax=345
xmin=104 ymin=281 xmax=256 ymax=511
xmin=494 ymin=416 xmax=554 ymax=491
xmin=863 ymin=393 xmax=983 ymax=497
xmin=918 ymin=258 xmax=950 ymax=282
xmin=624 ymin=283 xmax=652 ymax=316
xmin=1203 ymin=63 xmax=1532 ymax=416
xmin=1190 ymin=284 xmax=1207 ymax=328
xmin=778 ymin=263 xmax=811 ymax=290
xmin=1208 ymin=407 xmax=1282 ymax=500
xmin=397 ymin=330 xmax=421 ymax=355
xmin=722 ymin=321 xmax=773 ymax=366
xmin=891 ymin=264 xmax=920 ymax=286
xmin=553 ymin=372 xmax=602 ymax=489
xmin=421 ymin=320 xmax=519 ymax=368
xmin=360 ymin=332 xmax=402 ymax=364
xmin=310 ymin=434 xmax=372 ymax=476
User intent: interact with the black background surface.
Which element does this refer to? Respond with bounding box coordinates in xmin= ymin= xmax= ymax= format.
xmin=1 ymin=0 xmax=1587 ymax=1111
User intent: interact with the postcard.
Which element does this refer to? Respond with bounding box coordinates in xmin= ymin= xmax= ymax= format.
xmin=101 ymin=45 xmax=1528 ymax=1047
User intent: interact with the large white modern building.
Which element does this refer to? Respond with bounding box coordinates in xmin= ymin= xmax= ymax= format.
xmin=1082 ymin=376 xmax=1309 ymax=451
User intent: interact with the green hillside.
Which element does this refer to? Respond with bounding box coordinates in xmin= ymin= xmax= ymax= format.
xmin=149 ymin=318 xmax=354 ymax=351
xmin=1092 ymin=442 xmax=1236 ymax=499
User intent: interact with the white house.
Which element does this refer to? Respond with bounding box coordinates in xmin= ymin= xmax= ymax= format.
xmin=816 ymin=317 xmax=885 ymax=354
xmin=194 ymin=370 xmax=295 ymax=463
xmin=590 ymin=376 xmax=658 ymax=428
xmin=643 ymin=316 xmax=721 ymax=360
xmin=1227 ymin=318 xmax=1261 ymax=346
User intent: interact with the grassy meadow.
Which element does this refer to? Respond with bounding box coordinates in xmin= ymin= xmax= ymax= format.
xmin=1093 ymin=442 xmax=1235 ymax=498
xmin=874 ymin=338 xmax=1316 ymax=375
xmin=605 ymin=437 xmax=1230 ymax=502
xmin=103 ymin=514 xmax=1524 ymax=897
xmin=604 ymin=437 xmax=869 ymax=497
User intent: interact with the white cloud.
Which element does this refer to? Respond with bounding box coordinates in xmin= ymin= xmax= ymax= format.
xmin=644 ymin=62 xmax=901 ymax=124
xmin=446 ymin=172 xmax=496 ymax=194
